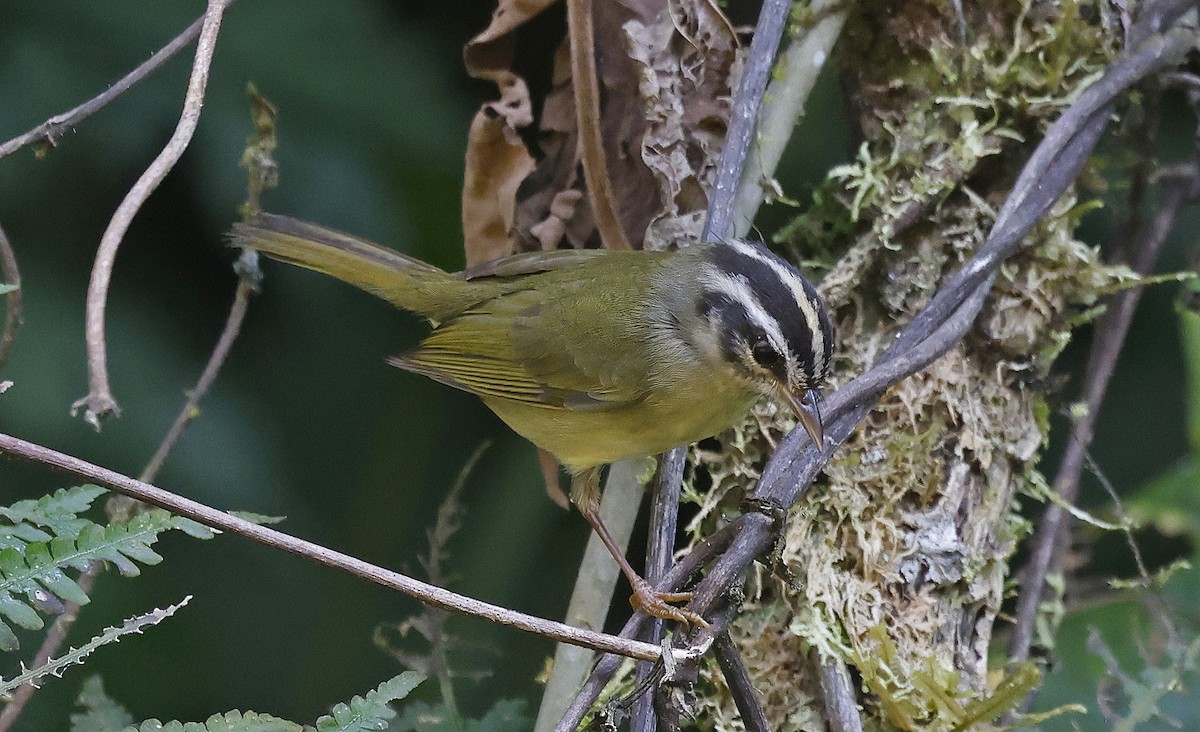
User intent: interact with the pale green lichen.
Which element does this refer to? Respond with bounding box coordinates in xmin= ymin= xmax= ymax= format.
xmin=681 ymin=1 xmax=1130 ymax=729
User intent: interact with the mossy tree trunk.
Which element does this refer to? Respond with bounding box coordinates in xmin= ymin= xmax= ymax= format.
xmin=684 ymin=4 xmax=1132 ymax=729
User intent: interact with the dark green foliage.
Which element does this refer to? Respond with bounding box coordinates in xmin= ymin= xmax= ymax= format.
xmin=311 ymin=672 xmax=425 ymax=732
xmin=0 ymin=485 xmax=107 ymax=539
xmin=118 ymin=712 xmax=301 ymax=732
xmin=0 ymin=487 xmax=213 ymax=651
xmin=69 ymin=676 xmax=134 ymax=732
xmin=66 ymin=673 xmax=425 ymax=732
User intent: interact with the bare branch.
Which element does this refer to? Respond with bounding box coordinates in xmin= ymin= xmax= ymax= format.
xmin=71 ymin=0 xmax=232 ymax=429
xmin=0 ymin=222 xmax=22 ymax=369
xmin=0 ymin=82 xmax=274 ymax=731
xmin=714 ymin=632 xmax=771 ymax=732
xmin=139 ymin=276 xmax=254 ymax=483
xmin=630 ymin=447 xmax=686 ymax=732
xmin=0 ymin=7 xmax=236 ymax=160
xmin=732 ymin=0 xmax=850 ymax=237
xmin=0 ymin=431 xmax=681 ymax=663
xmin=816 ymin=656 xmax=864 ymax=732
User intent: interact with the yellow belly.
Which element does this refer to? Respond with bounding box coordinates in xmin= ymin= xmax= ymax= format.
xmin=482 ymin=378 xmax=757 ymax=471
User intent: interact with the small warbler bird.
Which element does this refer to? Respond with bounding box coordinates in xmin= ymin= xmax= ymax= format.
xmin=231 ymin=214 xmax=834 ymax=626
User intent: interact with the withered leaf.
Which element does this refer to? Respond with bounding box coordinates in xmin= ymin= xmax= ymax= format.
xmin=462 ymin=71 xmax=536 ymax=267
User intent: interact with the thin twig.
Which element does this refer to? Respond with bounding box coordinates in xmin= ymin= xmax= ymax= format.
xmin=0 ymin=432 xmax=678 ymax=663
xmin=1008 ymin=165 xmax=1200 ymax=664
xmin=1083 ymin=450 xmax=1151 ymax=580
xmin=139 ymin=277 xmax=254 ymax=482
xmin=0 ymin=8 xmax=232 ymax=160
xmin=0 ymin=222 xmax=22 ymax=369
xmin=714 ymin=632 xmax=771 ymax=732
xmin=567 ymin=0 xmax=631 ymax=251
xmin=1 ymin=78 xmax=269 ymax=732
xmin=71 ymin=0 xmax=231 ymax=429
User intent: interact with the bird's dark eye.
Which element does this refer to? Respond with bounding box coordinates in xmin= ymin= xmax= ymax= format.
xmin=751 ymin=339 xmax=781 ymax=368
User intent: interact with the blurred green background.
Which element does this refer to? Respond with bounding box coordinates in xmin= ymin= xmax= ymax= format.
xmin=0 ymin=1 xmax=1195 ymax=729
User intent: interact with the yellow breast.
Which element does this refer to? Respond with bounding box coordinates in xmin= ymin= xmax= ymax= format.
xmin=482 ymin=371 xmax=757 ymax=471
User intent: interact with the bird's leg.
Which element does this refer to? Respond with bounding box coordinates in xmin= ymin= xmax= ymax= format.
xmin=571 ymin=467 xmax=712 ymax=630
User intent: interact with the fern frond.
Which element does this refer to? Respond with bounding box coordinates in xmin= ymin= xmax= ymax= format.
xmin=1 ymin=485 xmax=107 ymax=538
xmin=0 ymin=597 xmax=189 ymax=695
xmin=0 ymin=509 xmax=212 ymax=651
xmin=312 ymin=672 xmax=425 ymax=732
xmin=120 ymin=711 xmax=300 ymax=732
xmin=91 ymin=674 xmax=423 ymax=732
xmin=70 ymin=675 xmax=135 ymax=732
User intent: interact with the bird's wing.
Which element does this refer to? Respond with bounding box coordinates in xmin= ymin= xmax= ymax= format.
xmin=458 ymin=249 xmax=610 ymax=281
xmin=390 ymin=279 xmax=651 ymax=411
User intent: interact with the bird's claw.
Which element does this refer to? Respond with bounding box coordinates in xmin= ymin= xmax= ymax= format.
xmin=628 ymin=579 xmax=713 ymax=632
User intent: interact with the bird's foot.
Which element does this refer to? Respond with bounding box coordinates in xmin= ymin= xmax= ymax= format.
xmin=628 ymin=578 xmax=713 ymax=632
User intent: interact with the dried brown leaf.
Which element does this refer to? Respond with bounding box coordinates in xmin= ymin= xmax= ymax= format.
xmin=462 ymin=71 xmax=536 ymax=266
xmin=626 ymin=0 xmax=738 ymax=249
xmin=465 ymin=0 xmax=559 ymax=78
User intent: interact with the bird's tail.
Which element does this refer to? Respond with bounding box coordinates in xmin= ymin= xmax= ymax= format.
xmin=230 ymin=213 xmax=469 ymax=320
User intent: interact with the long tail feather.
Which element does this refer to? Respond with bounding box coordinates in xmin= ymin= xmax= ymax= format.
xmin=229 ymin=213 xmax=461 ymax=318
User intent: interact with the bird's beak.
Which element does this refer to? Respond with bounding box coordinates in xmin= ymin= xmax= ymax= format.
xmin=779 ymin=387 xmax=825 ymax=448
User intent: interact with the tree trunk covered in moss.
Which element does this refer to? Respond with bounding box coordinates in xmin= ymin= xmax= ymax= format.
xmin=681 ymin=4 xmax=1131 ymax=729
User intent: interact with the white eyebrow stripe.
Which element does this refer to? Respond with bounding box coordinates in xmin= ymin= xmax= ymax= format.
xmin=725 ymin=240 xmax=827 ymax=377
xmin=700 ymin=267 xmax=789 ymax=358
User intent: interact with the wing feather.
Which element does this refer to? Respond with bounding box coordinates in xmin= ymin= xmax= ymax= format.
xmin=389 ymin=282 xmax=651 ymax=411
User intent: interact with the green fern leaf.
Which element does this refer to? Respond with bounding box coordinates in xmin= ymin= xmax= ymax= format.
xmin=1 ymin=485 xmax=107 ymax=538
xmin=0 ymin=509 xmax=212 ymax=651
xmin=71 ymin=675 xmax=135 ymax=732
xmin=2 ymin=597 xmax=188 ymax=694
xmin=312 ymin=672 xmax=425 ymax=732
xmin=0 ymin=522 xmax=53 ymax=549
xmin=121 ymin=711 xmax=301 ymax=732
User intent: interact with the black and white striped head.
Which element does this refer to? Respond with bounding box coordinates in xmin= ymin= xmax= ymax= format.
xmin=695 ymin=240 xmax=834 ymax=445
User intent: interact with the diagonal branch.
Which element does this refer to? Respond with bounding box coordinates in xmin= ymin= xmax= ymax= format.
xmin=714 ymin=632 xmax=771 ymax=732
xmin=71 ymin=0 xmax=231 ymax=429
xmin=630 ymin=448 xmax=686 ymax=732
xmin=0 ymin=6 xmax=235 ymax=160
xmin=0 ymin=431 xmax=695 ymax=664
